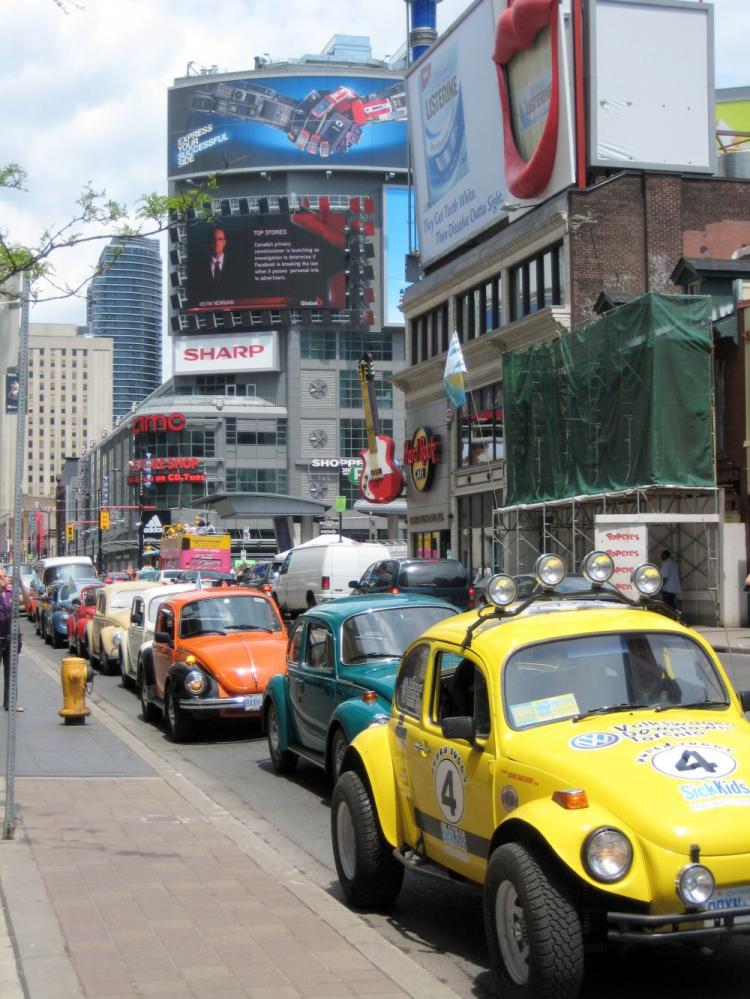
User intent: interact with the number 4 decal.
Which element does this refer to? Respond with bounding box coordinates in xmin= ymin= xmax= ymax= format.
xmin=441 ymin=768 xmax=458 ymax=818
xmin=675 ymin=749 xmax=718 ymax=775
xmin=434 ymin=757 xmax=465 ymax=823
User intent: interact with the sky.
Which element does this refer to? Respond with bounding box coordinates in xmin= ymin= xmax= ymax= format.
xmin=1 ymin=0 xmax=749 ymax=341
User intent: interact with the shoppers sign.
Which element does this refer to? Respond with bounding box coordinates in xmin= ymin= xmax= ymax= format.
xmin=404 ymin=427 xmax=440 ymax=493
xmin=173 ymin=332 xmax=278 ymax=375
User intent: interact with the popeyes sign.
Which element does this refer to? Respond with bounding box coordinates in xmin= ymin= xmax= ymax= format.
xmin=404 ymin=427 xmax=441 ymax=493
xmin=132 ymin=413 xmax=186 ymax=435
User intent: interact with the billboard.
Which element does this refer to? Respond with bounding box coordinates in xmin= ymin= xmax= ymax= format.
xmin=588 ymin=0 xmax=714 ymax=174
xmin=168 ymin=73 xmax=408 ymax=178
xmin=383 ymin=188 xmax=416 ymax=326
xmin=716 ymin=87 xmax=750 ymax=154
xmin=173 ymin=332 xmax=279 ymax=375
xmin=186 ymin=212 xmax=346 ymax=311
xmin=406 ymin=0 xmax=576 ymax=267
xmin=5 ymin=370 xmax=19 ymax=414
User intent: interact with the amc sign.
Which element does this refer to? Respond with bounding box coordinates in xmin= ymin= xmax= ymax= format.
xmin=132 ymin=413 xmax=186 ymax=436
xmin=404 ymin=427 xmax=440 ymax=493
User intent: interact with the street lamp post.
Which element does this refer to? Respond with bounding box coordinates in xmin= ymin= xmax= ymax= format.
xmin=97 ymin=488 xmax=103 ymax=575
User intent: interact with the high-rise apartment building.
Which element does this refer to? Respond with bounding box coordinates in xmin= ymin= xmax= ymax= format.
xmin=87 ymin=237 xmax=162 ymax=417
xmin=26 ymin=324 xmax=113 ymax=499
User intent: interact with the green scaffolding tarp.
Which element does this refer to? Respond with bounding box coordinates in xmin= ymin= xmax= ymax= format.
xmin=504 ymin=293 xmax=715 ymax=505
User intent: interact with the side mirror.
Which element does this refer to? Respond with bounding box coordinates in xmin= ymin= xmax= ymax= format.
xmin=349 ymin=580 xmax=360 ymax=590
xmin=441 ymin=715 xmax=480 ymax=747
xmin=154 ymin=630 xmax=171 ymax=645
xmin=739 ymin=690 xmax=750 ymax=713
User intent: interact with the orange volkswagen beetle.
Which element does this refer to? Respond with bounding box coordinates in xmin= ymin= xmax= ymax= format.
xmin=139 ymin=588 xmax=287 ymax=741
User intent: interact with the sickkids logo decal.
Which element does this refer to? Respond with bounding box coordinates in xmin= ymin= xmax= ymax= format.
xmin=493 ymin=0 xmax=560 ymax=200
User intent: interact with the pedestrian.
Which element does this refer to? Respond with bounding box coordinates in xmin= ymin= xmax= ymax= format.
xmin=660 ymin=549 xmax=681 ymax=609
xmin=473 ymin=561 xmax=493 ymax=585
xmin=0 ymin=570 xmax=23 ymax=712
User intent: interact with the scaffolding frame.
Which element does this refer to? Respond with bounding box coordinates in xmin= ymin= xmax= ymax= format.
xmin=494 ymin=486 xmax=723 ymax=624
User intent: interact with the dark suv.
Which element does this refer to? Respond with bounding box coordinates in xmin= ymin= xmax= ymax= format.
xmin=350 ymin=558 xmax=473 ymax=610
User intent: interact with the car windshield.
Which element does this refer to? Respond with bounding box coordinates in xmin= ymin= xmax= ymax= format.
xmin=504 ymin=632 xmax=729 ymax=729
xmin=110 ymin=589 xmax=146 ymax=610
xmin=45 ymin=564 xmax=96 ymax=585
xmin=341 ymin=605 xmax=455 ymax=664
xmin=179 ymin=595 xmax=281 ymax=638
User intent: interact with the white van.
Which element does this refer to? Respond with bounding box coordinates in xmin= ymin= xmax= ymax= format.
xmin=271 ymin=537 xmax=389 ymax=616
xmin=34 ymin=555 xmax=98 ymax=589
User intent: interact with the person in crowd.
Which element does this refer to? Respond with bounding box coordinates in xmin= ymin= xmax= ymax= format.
xmin=660 ymin=549 xmax=681 ymax=609
xmin=0 ymin=570 xmax=23 ymax=712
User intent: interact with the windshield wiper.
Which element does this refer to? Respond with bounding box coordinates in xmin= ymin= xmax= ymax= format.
xmin=224 ymin=624 xmax=272 ymax=632
xmin=572 ymin=702 xmax=651 ymax=723
xmin=347 ymin=652 xmax=400 ymax=663
xmin=654 ymin=700 xmax=730 ymax=713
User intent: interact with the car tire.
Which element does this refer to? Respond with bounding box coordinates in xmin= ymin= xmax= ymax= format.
xmin=306 ymin=591 xmax=316 ymax=609
xmin=331 ymin=770 xmax=404 ymax=908
xmin=484 ymin=843 xmax=583 ymax=999
xmin=138 ymin=668 xmax=159 ymax=724
xmin=51 ymin=627 xmax=63 ymax=649
xmin=266 ymin=701 xmax=297 ymax=774
xmin=330 ymin=727 xmax=349 ymax=783
xmin=44 ymin=623 xmax=52 ymax=645
xmin=164 ymin=683 xmax=194 ymax=743
xmin=78 ymin=634 xmax=88 ymax=661
xmin=119 ymin=651 xmax=133 ymax=690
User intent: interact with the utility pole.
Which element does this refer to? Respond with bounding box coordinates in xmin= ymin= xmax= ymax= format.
xmin=97 ymin=488 xmax=103 ymax=576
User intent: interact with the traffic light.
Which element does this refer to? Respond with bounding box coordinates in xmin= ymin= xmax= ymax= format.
xmin=99 ymin=510 xmax=110 ymax=531
xmin=66 ymin=523 xmax=75 ymax=543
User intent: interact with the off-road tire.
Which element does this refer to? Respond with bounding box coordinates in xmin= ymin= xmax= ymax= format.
xmin=331 ymin=770 xmax=403 ymax=908
xmin=484 ymin=843 xmax=583 ymax=999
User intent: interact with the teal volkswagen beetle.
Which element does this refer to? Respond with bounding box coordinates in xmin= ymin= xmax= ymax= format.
xmin=263 ymin=594 xmax=457 ymax=781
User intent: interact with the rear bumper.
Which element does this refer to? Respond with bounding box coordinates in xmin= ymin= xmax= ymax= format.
xmin=608 ymin=905 xmax=750 ymax=943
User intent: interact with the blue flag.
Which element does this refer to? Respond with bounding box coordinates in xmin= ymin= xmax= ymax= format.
xmin=443 ymin=331 xmax=467 ymax=408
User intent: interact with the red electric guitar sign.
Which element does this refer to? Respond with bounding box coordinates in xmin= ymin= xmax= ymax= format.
xmin=357 ymin=354 xmax=404 ymax=503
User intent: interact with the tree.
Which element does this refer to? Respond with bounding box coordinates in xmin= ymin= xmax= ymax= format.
xmin=0 ymin=163 xmax=216 ymax=304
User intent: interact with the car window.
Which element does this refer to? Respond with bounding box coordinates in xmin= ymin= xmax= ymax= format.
xmin=131 ymin=599 xmax=144 ymax=627
xmin=394 ymin=643 xmax=431 ymax=717
xmin=155 ymin=609 xmax=174 ymax=642
xmin=400 ymin=561 xmax=469 ymax=587
xmin=178 ymin=595 xmax=280 ymax=638
xmin=287 ymin=621 xmax=304 ymax=665
xmin=504 ymin=632 xmax=729 ymax=730
xmin=341 ymin=605 xmax=455 ymax=664
xmin=305 ymin=623 xmax=333 ymax=671
xmin=97 ymin=592 xmax=106 ymax=613
xmin=434 ymin=652 xmax=491 ymax=737
xmin=110 ymin=590 xmax=141 ymax=610
xmin=83 ymin=588 xmax=100 ymax=607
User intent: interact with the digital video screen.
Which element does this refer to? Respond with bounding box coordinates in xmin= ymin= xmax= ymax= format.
xmin=186 ymin=211 xmax=347 ymax=311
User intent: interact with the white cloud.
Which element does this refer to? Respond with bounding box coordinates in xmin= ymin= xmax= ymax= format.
xmin=0 ymin=0 xmax=747 ymax=337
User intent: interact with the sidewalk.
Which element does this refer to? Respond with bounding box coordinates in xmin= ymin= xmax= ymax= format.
xmin=0 ymin=646 xmax=459 ymax=999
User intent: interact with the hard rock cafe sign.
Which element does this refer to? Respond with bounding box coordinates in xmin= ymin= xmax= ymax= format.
xmin=403 ymin=427 xmax=440 ymax=493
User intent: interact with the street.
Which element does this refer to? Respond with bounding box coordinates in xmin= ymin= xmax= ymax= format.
xmin=18 ymin=630 xmax=750 ymax=998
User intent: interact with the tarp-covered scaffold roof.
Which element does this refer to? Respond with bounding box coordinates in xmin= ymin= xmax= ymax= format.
xmin=503 ymin=293 xmax=715 ymax=505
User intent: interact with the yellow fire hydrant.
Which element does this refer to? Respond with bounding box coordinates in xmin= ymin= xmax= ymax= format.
xmin=59 ymin=656 xmax=92 ymax=725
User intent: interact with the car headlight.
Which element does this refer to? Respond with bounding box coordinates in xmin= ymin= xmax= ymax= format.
xmin=583 ymin=827 xmax=633 ymax=883
xmin=676 ymin=864 xmax=715 ymax=907
xmin=184 ymin=669 xmax=208 ymax=696
xmin=486 ymin=574 xmax=518 ymax=607
xmin=581 ymin=551 xmax=614 ymax=584
xmin=632 ymin=563 xmax=662 ymax=597
xmin=534 ymin=553 xmax=567 ymax=588
xmin=112 ymin=632 xmax=122 ymax=646
xmin=59 ymin=611 xmax=69 ymax=623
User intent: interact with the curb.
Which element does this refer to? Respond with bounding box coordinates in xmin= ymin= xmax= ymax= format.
xmin=22 ymin=647 xmax=460 ymax=999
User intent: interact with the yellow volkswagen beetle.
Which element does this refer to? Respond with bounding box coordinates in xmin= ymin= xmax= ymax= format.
xmin=331 ymin=553 xmax=750 ymax=998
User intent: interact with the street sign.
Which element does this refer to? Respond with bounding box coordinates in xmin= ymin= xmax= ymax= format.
xmin=335 ymin=495 xmax=347 ymax=513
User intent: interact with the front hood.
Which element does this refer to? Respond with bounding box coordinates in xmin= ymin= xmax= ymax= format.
xmin=180 ymin=632 xmax=286 ymax=694
xmin=507 ymin=708 xmax=750 ymax=855
xmin=339 ymin=661 xmax=398 ymax=702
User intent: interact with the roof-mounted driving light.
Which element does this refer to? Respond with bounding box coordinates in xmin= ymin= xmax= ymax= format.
xmin=534 ymin=553 xmax=567 ymax=589
xmin=632 ymin=563 xmax=662 ymax=598
xmin=486 ymin=573 xmax=518 ymax=607
xmin=582 ymin=551 xmax=614 ymax=585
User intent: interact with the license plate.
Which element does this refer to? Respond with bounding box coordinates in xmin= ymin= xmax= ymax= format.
xmin=243 ymin=695 xmax=262 ymax=712
xmin=706 ymin=884 xmax=750 ymax=923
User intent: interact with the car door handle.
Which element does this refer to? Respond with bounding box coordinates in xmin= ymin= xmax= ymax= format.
xmin=413 ymin=741 xmax=429 ymax=755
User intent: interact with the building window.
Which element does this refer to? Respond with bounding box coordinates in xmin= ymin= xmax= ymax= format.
xmin=301 ymin=331 xmax=336 ymax=360
xmin=509 ymin=243 xmax=563 ymax=322
xmin=339 ymin=332 xmax=393 ymax=361
xmin=458 ymin=382 xmax=504 ymax=467
xmin=339 ymin=370 xmax=392 ymax=409
xmin=225 ymin=468 xmax=288 ymax=493
xmin=340 ymin=418 xmax=393 ymax=456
